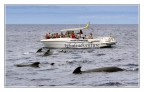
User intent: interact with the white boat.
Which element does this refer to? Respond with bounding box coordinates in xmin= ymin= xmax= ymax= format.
xmin=40 ymin=22 xmax=116 ymax=49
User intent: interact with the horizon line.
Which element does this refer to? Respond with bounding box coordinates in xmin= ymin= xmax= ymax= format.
xmin=5 ymin=23 xmax=138 ymax=25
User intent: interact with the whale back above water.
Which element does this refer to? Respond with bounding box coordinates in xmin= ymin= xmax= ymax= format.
xmin=16 ymin=62 xmax=40 ymax=68
xmin=36 ymin=48 xmax=43 ymax=53
xmin=30 ymin=62 xmax=40 ymax=67
xmin=73 ymin=66 xmax=82 ymax=74
xmin=43 ymin=49 xmax=51 ymax=56
xmin=73 ymin=66 xmax=123 ymax=74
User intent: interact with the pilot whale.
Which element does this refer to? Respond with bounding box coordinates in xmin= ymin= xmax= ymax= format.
xmin=16 ymin=62 xmax=40 ymax=68
xmin=36 ymin=48 xmax=43 ymax=53
xmin=73 ymin=66 xmax=123 ymax=74
xmin=43 ymin=49 xmax=51 ymax=56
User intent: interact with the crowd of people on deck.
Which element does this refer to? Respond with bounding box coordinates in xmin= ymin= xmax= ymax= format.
xmin=45 ymin=30 xmax=93 ymax=39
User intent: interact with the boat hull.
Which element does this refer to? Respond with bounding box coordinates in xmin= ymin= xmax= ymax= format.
xmin=41 ymin=41 xmax=67 ymax=48
xmin=40 ymin=37 xmax=116 ymax=49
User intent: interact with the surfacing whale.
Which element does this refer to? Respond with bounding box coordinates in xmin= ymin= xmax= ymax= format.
xmin=73 ymin=66 xmax=123 ymax=74
xmin=16 ymin=62 xmax=40 ymax=68
xmin=43 ymin=49 xmax=51 ymax=56
xmin=36 ymin=48 xmax=43 ymax=53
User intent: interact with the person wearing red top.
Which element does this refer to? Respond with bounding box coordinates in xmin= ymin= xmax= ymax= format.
xmin=71 ymin=32 xmax=76 ymax=39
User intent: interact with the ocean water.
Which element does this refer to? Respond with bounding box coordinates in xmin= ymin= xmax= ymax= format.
xmin=5 ymin=24 xmax=139 ymax=87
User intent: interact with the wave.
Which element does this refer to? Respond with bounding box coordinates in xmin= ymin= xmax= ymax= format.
xmin=98 ymin=82 xmax=122 ymax=86
xmin=126 ymin=68 xmax=139 ymax=71
xmin=31 ymin=78 xmax=51 ymax=81
xmin=125 ymin=64 xmax=138 ymax=67
xmin=97 ymin=53 xmax=106 ymax=56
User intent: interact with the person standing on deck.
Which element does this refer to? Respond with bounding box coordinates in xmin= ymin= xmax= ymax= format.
xmin=79 ymin=29 xmax=83 ymax=38
xmin=71 ymin=31 xmax=76 ymax=39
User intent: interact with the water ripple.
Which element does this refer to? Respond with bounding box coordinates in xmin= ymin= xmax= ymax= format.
xmin=98 ymin=82 xmax=122 ymax=86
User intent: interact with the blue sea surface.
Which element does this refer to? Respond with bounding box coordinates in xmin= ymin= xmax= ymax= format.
xmin=5 ymin=24 xmax=139 ymax=87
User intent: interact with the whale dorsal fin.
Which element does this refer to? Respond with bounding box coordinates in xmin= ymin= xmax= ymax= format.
xmin=31 ymin=62 xmax=40 ymax=65
xmin=73 ymin=66 xmax=82 ymax=74
xmin=43 ymin=49 xmax=51 ymax=56
xmin=31 ymin=62 xmax=40 ymax=67
xmin=36 ymin=48 xmax=42 ymax=53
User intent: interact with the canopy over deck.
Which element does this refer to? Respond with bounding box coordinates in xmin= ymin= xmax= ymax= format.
xmin=60 ymin=22 xmax=90 ymax=32
xmin=60 ymin=27 xmax=86 ymax=32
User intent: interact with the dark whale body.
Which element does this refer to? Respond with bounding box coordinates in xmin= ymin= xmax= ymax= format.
xmin=73 ymin=66 xmax=123 ymax=74
xmin=43 ymin=49 xmax=51 ymax=56
xmin=16 ymin=62 xmax=40 ymax=68
xmin=50 ymin=63 xmax=55 ymax=66
xmin=36 ymin=48 xmax=43 ymax=53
